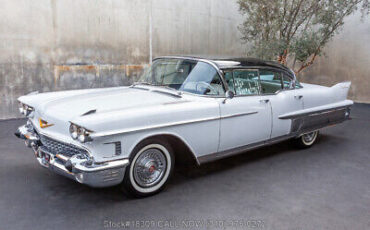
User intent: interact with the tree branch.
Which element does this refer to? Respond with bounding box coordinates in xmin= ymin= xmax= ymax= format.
xmin=295 ymin=51 xmax=318 ymax=74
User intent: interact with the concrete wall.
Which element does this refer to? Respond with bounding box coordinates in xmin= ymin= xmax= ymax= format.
xmin=300 ymin=12 xmax=370 ymax=103
xmin=0 ymin=0 xmax=245 ymax=119
xmin=0 ymin=0 xmax=368 ymax=119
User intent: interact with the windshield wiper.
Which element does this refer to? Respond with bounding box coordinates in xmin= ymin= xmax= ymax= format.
xmin=155 ymin=85 xmax=180 ymax=92
xmin=132 ymin=82 xmax=154 ymax=86
xmin=133 ymin=82 xmax=179 ymax=92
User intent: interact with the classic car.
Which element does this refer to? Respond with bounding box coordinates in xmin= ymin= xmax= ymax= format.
xmin=15 ymin=56 xmax=353 ymax=197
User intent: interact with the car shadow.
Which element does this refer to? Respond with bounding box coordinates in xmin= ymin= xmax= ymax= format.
xmin=46 ymin=133 xmax=342 ymax=203
xmin=170 ymin=133 xmax=345 ymax=186
xmin=172 ymin=139 xmax=295 ymax=182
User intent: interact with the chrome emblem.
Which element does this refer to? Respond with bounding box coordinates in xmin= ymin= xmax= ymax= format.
xmin=39 ymin=118 xmax=54 ymax=128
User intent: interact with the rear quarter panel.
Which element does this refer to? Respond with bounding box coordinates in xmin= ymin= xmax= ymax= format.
xmin=300 ymin=82 xmax=352 ymax=109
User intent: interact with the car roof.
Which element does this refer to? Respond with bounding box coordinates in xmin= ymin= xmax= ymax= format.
xmin=154 ymin=55 xmax=293 ymax=75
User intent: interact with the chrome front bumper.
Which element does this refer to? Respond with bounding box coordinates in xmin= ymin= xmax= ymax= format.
xmin=15 ymin=123 xmax=129 ymax=188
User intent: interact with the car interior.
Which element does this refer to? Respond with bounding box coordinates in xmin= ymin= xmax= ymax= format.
xmin=153 ymin=60 xmax=225 ymax=95
xmin=225 ymin=69 xmax=295 ymax=95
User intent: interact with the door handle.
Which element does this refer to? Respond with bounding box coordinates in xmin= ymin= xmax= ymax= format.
xmin=294 ymin=95 xmax=303 ymax=99
xmin=259 ymin=99 xmax=270 ymax=103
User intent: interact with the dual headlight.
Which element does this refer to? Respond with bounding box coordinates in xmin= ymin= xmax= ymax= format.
xmin=18 ymin=102 xmax=34 ymax=117
xmin=69 ymin=123 xmax=93 ymax=143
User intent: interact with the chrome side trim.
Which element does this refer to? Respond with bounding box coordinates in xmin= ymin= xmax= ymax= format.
xmin=91 ymin=116 xmax=220 ymax=138
xmin=290 ymin=107 xmax=350 ymax=134
xmin=92 ymin=111 xmax=258 ymax=138
xmin=198 ymin=134 xmax=293 ymax=164
xmin=280 ymin=106 xmax=348 ymax=119
xmin=279 ymin=100 xmax=353 ymax=119
xmin=198 ymin=106 xmax=351 ymax=164
xmin=220 ymin=111 xmax=258 ymax=119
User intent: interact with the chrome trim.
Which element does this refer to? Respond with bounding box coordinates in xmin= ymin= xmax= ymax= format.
xmin=104 ymin=141 xmax=122 ymax=156
xmin=290 ymin=107 xmax=350 ymax=134
xmin=44 ymin=146 xmax=124 ymax=172
xmin=39 ymin=134 xmax=88 ymax=157
xmin=92 ymin=110 xmax=259 ymax=138
xmin=141 ymin=57 xmax=299 ymax=98
xmin=91 ymin=116 xmax=220 ymax=138
xmin=279 ymin=106 xmax=349 ymax=120
xmin=28 ymin=118 xmax=92 ymax=157
xmin=55 ymin=153 xmax=69 ymax=162
xmin=220 ymin=111 xmax=258 ymax=119
xmin=151 ymin=89 xmax=182 ymax=98
xmin=198 ymin=134 xmax=293 ymax=164
xmin=133 ymin=148 xmax=167 ymax=187
xmin=220 ymin=65 xmax=295 ymax=81
xmin=16 ymin=124 xmax=40 ymax=141
xmin=197 ymin=106 xmax=351 ymax=164
xmin=52 ymin=160 xmax=73 ymax=174
xmin=73 ymin=158 xmax=129 ymax=172
xmin=221 ymin=65 xmax=298 ymax=96
xmin=21 ymin=137 xmax=130 ymax=187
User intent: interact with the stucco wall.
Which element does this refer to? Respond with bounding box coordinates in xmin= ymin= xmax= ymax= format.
xmin=0 ymin=0 xmax=245 ymax=119
xmin=300 ymin=12 xmax=370 ymax=103
xmin=0 ymin=0 xmax=368 ymax=119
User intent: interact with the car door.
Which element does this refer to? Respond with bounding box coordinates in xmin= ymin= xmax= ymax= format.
xmin=218 ymin=69 xmax=272 ymax=152
xmin=262 ymin=71 xmax=304 ymax=138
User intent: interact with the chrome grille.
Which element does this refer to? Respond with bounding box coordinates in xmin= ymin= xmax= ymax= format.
xmin=39 ymin=135 xmax=88 ymax=157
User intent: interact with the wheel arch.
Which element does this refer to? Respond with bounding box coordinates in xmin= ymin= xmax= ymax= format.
xmin=127 ymin=132 xmax=200 ymax=166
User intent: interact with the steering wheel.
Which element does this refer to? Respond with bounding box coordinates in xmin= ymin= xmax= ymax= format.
xmin=195 ymin=82 xmax=218 ymax=95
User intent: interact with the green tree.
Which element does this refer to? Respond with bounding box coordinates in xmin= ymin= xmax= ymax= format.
xmin=237 ymin=0 xmax=369 ymax=75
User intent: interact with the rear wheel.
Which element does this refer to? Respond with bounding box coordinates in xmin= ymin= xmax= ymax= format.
xmin=121 ymin=138 xmax=174 ymax=198
xmin=294 ymin=130 xmax=319 ymax=149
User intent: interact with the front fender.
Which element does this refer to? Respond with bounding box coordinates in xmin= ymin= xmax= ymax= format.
xmin=76 ymin=99 xmax=221 ymax=163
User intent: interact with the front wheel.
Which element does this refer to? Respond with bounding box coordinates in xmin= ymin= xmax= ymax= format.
xmin=121 ymin=138 xmax=174 ymax=198
xmin=294 ymin=130 xmax=319 ymax=149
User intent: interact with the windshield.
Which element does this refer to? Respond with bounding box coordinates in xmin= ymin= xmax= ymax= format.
xmin=137 ymin=58 xmax=225 ymax=96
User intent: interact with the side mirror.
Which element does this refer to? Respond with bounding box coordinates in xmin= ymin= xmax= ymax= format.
xmin=223 ymin=90 xmax=234 ymax=104
xmin=226 ymin=90 xmax=234 ymax=99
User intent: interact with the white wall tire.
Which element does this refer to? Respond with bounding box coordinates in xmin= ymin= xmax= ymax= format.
xmin=121 ymin=138 xmax=174 ymax=198
xmin=294 ymin=130 xmax=319 ymax=149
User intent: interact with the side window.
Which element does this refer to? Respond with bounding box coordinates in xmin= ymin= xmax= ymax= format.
xmin=282 ymin=74 xmax=294 ymax=89
xmin=233 ymin=70 xmax=260 ymax=95
xmin=259 ymin=70 xmax=283 ymax=94
xmin=224 ymin=71 xmax=235 ymax=93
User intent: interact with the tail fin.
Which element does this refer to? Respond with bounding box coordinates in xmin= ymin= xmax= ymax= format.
xmin=331 ymin=81 xmax=351 ymax=101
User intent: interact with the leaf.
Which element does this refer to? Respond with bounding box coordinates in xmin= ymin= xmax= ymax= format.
xmin=237 ymin=0 xmax=369 ymax=74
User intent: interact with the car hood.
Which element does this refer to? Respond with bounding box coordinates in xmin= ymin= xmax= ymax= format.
xmin=19 ymin=86 xmax=182 ymax=121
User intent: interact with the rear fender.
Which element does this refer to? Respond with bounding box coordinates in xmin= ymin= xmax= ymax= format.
xmin=331 ymin=81 xmax=351 ymax=101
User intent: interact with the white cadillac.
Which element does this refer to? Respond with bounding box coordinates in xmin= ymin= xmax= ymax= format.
xmin=15 ymin=56 xmax=353 ymax=197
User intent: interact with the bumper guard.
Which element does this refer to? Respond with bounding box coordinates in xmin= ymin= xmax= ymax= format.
xmin=15 ymin=123 xmax=129 ymax=188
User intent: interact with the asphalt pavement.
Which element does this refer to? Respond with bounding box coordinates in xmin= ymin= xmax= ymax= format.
xmin=0 ymin=103 xmax=369 ymax=230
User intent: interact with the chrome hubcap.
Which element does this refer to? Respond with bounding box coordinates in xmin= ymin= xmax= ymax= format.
xmin=133 ymin=148 xmax=167 ymax=188
xmin=302 ymin=131 xmax=316 ymax=143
